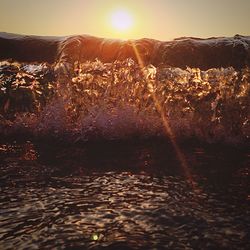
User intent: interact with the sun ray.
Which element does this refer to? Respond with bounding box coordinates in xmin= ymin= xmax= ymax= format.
xmin=131 ymin=41 xmax=201 ymax=192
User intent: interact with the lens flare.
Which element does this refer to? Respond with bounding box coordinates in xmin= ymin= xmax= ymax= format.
xmin=130 ymin=41 xmax=201 ymax=192
xmin=91 ymin=233 xmax=99 ymax=241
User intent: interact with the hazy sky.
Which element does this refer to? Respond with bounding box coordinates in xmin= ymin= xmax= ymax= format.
xmin=0 ymin=0 xmax=249 ymax=40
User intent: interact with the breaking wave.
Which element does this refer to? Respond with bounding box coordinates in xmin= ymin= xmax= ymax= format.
xmin=0 ymin=59 xmax=249 ymax=144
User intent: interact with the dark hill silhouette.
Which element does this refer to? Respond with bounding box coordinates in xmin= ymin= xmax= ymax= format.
xmin=0 ymin=32 xmax=250 ymax=69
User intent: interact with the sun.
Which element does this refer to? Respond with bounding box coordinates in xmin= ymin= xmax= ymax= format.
xmin=110 ymin=9 xmax=133 ymax=31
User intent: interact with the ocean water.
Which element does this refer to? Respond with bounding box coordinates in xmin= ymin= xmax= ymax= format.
xmin=0 ymin=60 xmax=249 ymax=249
xmin=0 ymin=140 xmax=249 ymax=249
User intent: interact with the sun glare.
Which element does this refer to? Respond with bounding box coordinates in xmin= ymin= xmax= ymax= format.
xmin=110 ymin=10 xmax=133 ymax=31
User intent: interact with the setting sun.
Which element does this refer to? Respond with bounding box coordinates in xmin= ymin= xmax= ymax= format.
xmin=110 ymin=9 xmax=133 ymax=32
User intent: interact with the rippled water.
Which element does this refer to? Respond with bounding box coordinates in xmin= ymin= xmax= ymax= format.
xmin=0 ymin=140 xmax=249 ymax=249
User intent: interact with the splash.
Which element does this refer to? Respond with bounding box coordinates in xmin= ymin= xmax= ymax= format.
xmin=0 ymin=60 xmax=249 ymax=144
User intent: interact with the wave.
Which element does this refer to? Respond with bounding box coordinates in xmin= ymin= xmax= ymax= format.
xmin=1 ymin=32 xmax=250 ymax=69
xmin=0 ymin=59 xmax=249 ymax=145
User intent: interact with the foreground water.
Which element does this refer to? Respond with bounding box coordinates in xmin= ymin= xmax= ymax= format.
xmin=0 ymin=59 xmax=249 ymax=248
xmin=0 ymin=139 xmax=249 ymax=249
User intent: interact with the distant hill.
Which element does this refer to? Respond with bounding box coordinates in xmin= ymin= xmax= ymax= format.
xmin=0 ymin=32 xmax=250 ymax=69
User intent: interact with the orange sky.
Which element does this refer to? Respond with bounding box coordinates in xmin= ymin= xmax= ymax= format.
xmin=0 ymin=0 xmax=249 ymax=40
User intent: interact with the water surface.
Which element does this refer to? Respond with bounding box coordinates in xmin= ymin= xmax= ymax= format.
xmin=0 ymin=140 xmax=249 ymax=249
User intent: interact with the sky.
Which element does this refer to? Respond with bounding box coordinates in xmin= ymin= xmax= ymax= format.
xmin=0 ymin=0 xmax=249 ymax=40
